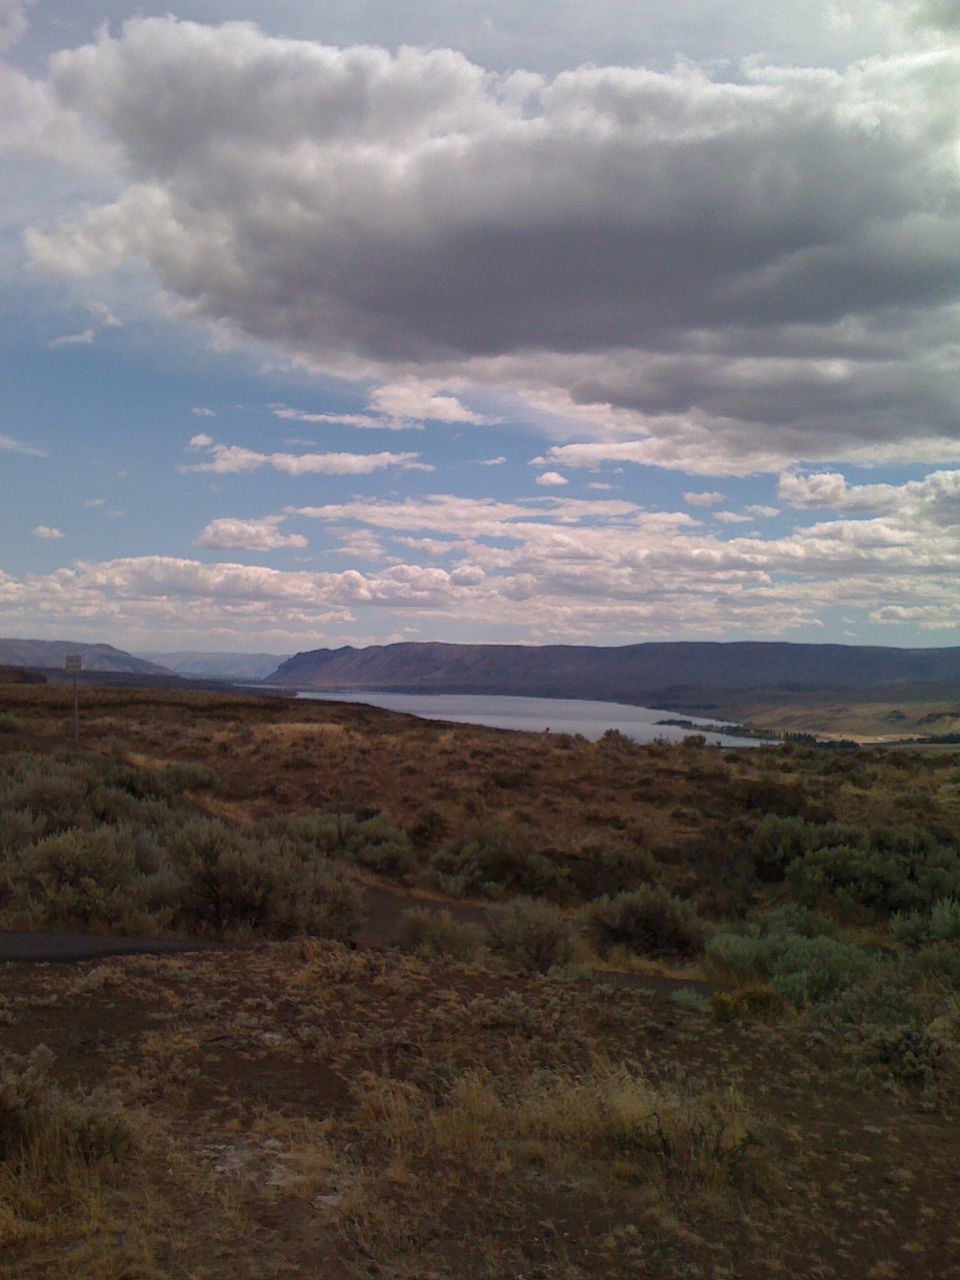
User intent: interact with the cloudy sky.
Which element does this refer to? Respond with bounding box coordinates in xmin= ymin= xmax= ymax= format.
xmin=2 ymin=0 xmax=959 ymax=652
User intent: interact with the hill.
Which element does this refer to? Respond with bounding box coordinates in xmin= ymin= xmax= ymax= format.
xmin=0 ymin=638 xmax=173 ymax=676
xmin=269 ymin=640 xmax=960 ymax=712
xmin=137 ymin=651 xmax=289 ymax=680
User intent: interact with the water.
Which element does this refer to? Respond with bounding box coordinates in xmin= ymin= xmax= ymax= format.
xmin=295 ymin=689 xmax=773 ymax=747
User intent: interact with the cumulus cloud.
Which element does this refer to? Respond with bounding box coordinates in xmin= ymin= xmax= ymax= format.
xmin=184 ymin=435 xmax=429 ymax=476
xmin=535 ymin=471 xmax=569 ymax=487
xmin=31 ymin=524 xmax=63 ymax=539
xmin=192 ymin=406 xmax=215 ymax=418
xmin=714 ymin=511 xmax=752 ymax=524
xmin=16 ymin=17 xmax=960 ymax=474
xmin=778 ymin=468 xmax=960 ymax=523
xmin=368 ymin=381 xmax=492 ymax=424
xmin=195 ymin=516 xmax=308 ymax=550
xmin=746 ymin=504 xmax=780 ymax=518
xmin=4 ymin=468 xmax=960 ymax=642
xmin=684 ymin=491 xmax=726 ymax=508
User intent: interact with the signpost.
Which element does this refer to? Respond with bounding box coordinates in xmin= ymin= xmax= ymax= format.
xmin=64 ymin=655 xmax=81 ymax=744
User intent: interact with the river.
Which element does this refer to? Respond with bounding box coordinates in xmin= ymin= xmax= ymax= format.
xmin=295 ymin=689 xmax=773 ymax=747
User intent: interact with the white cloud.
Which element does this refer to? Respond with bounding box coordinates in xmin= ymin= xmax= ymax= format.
xmin=369 ymin=381 xmax=492 ymax=425
xmin=479 ymin=456 xmax=506 ymax=466
xmin=714 ymin=511 xmax=752 ymax=524
xmin=47 ymin=328 xmax=94 ymax=349
xmin=535 ymin=471 xmax=569 ymax=487
xmin=31 ymin=524 xmax=63 ymax=539
xmin=195 ymin=517 xmax=308 ymax=551
xmin=5 ymin=462 xmax=960 ymax=643
xmin=745 ymin=504 xmax=780 ymax=518
xmin=85 ymin=497 xmax=106 ymax=507
xmin=778 ymin=468 xmax=960 ymax=523
xmin=192 ymin=406 xmax=215 ymax=418
xmin=684 ymin=491 xmax=726 ymax=508
xmin=272 ymin=405 xmax=406 ymax=430
xmin=184 ymin=436 xmax=429 ymax=476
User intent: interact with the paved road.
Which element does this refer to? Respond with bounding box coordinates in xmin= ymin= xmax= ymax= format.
xmin=0 ymin=930 xmax=225 ymax=964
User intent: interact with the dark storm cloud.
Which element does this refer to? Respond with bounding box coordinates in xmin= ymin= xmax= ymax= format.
xmin=22 ymin=18 xmax=960 ymax=470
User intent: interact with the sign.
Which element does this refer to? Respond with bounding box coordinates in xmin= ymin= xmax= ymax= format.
xmin=64 ymin=655 xmax=82 ymax=673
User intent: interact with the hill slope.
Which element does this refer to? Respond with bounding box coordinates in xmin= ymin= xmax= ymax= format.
xmin=137 ymin=651 xmax=288 ymax=680
xmin=0 ymin=638 xmax=173 ymax=676
xmin=270 ymin=640 xmax=960 ymax=711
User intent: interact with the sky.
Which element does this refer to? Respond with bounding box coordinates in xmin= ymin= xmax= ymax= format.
xmin=1 ymin=0 xmax=960 ymax=653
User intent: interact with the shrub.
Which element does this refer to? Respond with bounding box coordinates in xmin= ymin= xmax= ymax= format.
xmin=7 ymin=828 xmax=143 ymax=930
xmin=162 ymin=762 xmax=219 ymax=793
xmin=762 ymin=932 xmax=872 ymax=1007
xmin=0 ymin=713 xmax=22 ymax=734
xmin=789 ymin=838 xmax=960 ymax=918
xmin=170 ymin=820 xmax=364 ymax=940
xmin=585 ymin=887 xmax=705 ymax=958
xmin=344 ymin=813 xmax=416 ymax=878
xmin=486 ymin=898 xmax=576 ymax=974
xmin=670 ymin=988 xmax=711 ymax=1014
xmin=712 ymin=984 xmax=786 ymax=1023
xmin=432 ymin=819 xmax=568 ymax=898
xmin=706 ymin=931 xmax=765 ymax=980
xmin=891 ymin=898 xmax=960 ymax=948
xmin=750 ymin=814 xmax=815 ymax=881
xmin=0 ymin=1045 xmax=133 ymax=1170
xmin=257 ymin=813 xmax=342 ymax=856
xmin=398 ymin=908 xmax=487 ymax=961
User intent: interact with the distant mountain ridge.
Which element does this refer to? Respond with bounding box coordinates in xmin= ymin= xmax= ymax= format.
xmin=270 ymin=641 xmax=960 ymax=711
xmin=0 ymin=638 xmax=173 ymax=676
xmin=138 ymin=651 xmax=289 ymax=680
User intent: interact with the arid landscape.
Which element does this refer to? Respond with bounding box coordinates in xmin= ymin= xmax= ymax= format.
xmin=1 ymin=681 xmax=959 ymax=1278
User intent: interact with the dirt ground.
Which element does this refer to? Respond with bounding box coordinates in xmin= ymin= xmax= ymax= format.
xmin=1 ymin=941 xmax=959 ymax=1279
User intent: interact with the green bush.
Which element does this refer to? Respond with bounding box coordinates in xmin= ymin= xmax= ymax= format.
xmin=0 ymin=754 xmax=366 ymax=941
xmin=344 ymin=813 xmax=416 ymax=878
xmin=7 ymin=828 xmax=144 ymax=930
xmin=706 ymin=931 xmax=765 ymax=980
xmin=257 ymin=813 xmax=342 ymax=856
xmin=584 ymin=887 xmax=705 ymax=958
xmin=398 ymin=908 xmax=487 ymax=961
xmin=170 ymin=820 xmax=363 ymax=940
xmin=763 ymin=932 xmax=872 ymax=1007
xmin=891 ymin=897 xmax=960 ymax=948
xmin=789 ymin=837 xmax=960 ymax=918
xmin=432 ymin=819 xmax=568 ymax=899
xmin=487 ymin=898 xmax=576 ymax=974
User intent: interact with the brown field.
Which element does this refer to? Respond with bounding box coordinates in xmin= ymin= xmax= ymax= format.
xmin=1 ymin=684 xmax=959 ymax=1278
